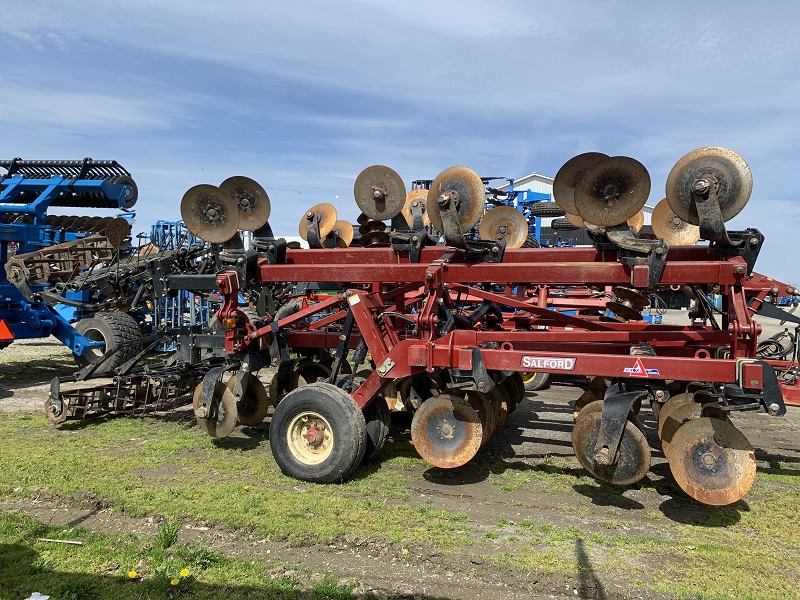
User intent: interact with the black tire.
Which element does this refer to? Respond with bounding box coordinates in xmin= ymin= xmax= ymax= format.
xmin=74 ymin=311 xmax=142 ymax=371
xmin=270 ymin=383 xmax=367 ymax=483
xmin=521 ymin=234 xmax=540 ymax=248
xmin=551 ymin=218 xmax=578 ymax=231
xmin=275 ymin=299 xmax=303 ymax=322
xmin=528 ymin=203 xmax=566 ymax=218
xmin=362 ymin=396 xmax=391 ymax=463
xmin=522 ymin=371 xmax=550 ymax=391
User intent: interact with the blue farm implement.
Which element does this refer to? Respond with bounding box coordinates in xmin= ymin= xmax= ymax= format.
xmin=1 ymin=158 xmax=141 ymax=366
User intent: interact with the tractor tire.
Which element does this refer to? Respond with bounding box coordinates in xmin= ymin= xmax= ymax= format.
xmin=270 ymin=383 xmax=367 ymax=483
xmin=521 ymin=234 xmax=540 ymax=248
xmin=551 ymin=218 xmax=578 ymax=231
xmin=275 ymin=299 xmax=303 ymax=322
xmin=528 ymin=203 xmax=566 ymax=218
xmin=522 ymin=371 xmax=550 ymax=391
xmin=74 ymin=311 xmax=142 ymax=372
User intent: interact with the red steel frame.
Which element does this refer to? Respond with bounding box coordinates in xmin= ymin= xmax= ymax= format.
xmin=210 ymin=242 xmax=798 ymax=408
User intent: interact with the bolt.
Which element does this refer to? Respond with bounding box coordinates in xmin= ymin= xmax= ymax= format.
xmin=195 ymin=406 xmax=208 ymax=419
xmin=478 ymin=382 xmax=485 ymax=391
xmin=594 ymin=447 xmax=611 ymax=466
xmin=655 ymin=390 xmax=664 ymax=399
xmin=426 ymin=273 xmax=433 ymax=280
xmin=339 ymin=334 xmax=346 ymax=341
xmin=693 ymin=179 xmax=711 ymax=194
xmin=769 ymin=403 xmax=780 ymax=415
xmin=655 ymin=247 xmax=664 ymax=255
xmin=492 ymin=246 xmax=499 ymax=254
xmin=734 ymin=265 xmax=746 ymax=275
xmin=750 ymin=379 xmax=759 ymax=387
xmin=750 ymin=237 xmax=759 ymax=246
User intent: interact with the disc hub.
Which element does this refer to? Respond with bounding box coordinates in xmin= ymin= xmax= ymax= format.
xmin=438 ymin=418 xmax=455 ymax=440
xmin=694 ymin=443 xmax=723 ymax=474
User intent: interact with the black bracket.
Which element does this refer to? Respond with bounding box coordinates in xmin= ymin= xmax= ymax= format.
xmin=328 ymin=310 xmax=355 ymax=383
xmin=708 ymin=228 xmax=764 ymax=275
xmin=436 ymin=193 xmax=466 ymax=247
xmin=197 ymin=364 xmax=228 ymax=417
xmin=446 ymin=346 xmax=496 ymax=393
xmin=391 ymin=230 xmax=429 ymax=264
xmin=592 ymin=387 xmax=649 ymax=466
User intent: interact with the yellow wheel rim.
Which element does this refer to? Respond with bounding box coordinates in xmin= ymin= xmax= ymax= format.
xmin=287 ymin=411 xmax=334 ymax=465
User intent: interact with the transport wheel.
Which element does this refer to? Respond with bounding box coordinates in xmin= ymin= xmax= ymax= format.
xmin=270 ymin=383 xmax=366 ymax=483
xmin=668 ymin=416 xmax=756 ymax=506
xmin=572 ymin=402 xmax=652 ymax=486
xmin=74 ymin=311 xmax=142 ymax=372
xmin=227 ymin=376 xmax=270 ymax=426
xmin=657 ymin=392 xmax=695 ymax=439
xmin=659 ymin=401 xmax=703 ymax=461
xmin=528 ymin=203 xmax=566 ymax=218
xmin=410 ymin=394 xmax=483 ymax=468
xmin=362 ymin=396 xmax=391 ymax=463
xmin=193 ymin=380 xmax=238 ymax=439
xmin=522 ymin=371 xmax=550 ymax=391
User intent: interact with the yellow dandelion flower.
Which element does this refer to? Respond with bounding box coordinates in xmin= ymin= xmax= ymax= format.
xmin=244 ymin=485 xmax=250 ymax=491
xmin=180 ymin=568 xmax=190 ymax=577
xmin=170 ymin=578 xmax=180 ymax=586
xmin=127 ymin=571 xmax=138 ymax=579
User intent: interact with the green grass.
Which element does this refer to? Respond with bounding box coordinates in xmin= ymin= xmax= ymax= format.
xmin=1 ymin=411 xmax=799 ymax=599
xmin=0 ymin=512 xmax=356 ymax=599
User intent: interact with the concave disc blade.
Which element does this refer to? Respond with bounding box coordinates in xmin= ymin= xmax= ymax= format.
xmin=298 ymin=203 xmax=337 ymax=240
xmin=427 ymin=166 xmax=486 ymax=233
xmin=410 ymin=394 xmax=483 ymax=468
xmin=220 ymin=176 xmax=271 ymax=231
xmin=478 ymin=205 xmax=529 ymax=248
xmin=659 ymin=401 xmax=703 ymax=462
xmin=565 ymin=212 xmax=585 ymax=228
xmin=572 ymin=407 xmax=651 ymax=486
xmin=574 ymin=156 xmax=651 ymax=227
xmin=402 ymin=189 xmax=431 ymax=228
xmin=354 ymin=165 xmax=406 ymax=221
xmin=666 ymin=147 xmax=752 ymax=226
xmin=181 ymin=184 xmax=239 ymax=243
xmin=193 ymin=380 xmax=238 ymax=439
xmin=553 ymin=152 xmax=609 ymax=214
xmin=668 ymin=416 xmax=756 ymax=506
xmin=627 ymin=210 xmax=644 ymax=233
xmin=651 ymin=197 xmax=701 ymax=245
xmin=331 ymin=220 xmax=354 ymax=247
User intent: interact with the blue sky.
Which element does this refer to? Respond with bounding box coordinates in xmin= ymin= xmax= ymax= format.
xmin=2 ymin=1 xmax=799 ymax=282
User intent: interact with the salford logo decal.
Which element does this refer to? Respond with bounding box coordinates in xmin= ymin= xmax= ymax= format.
xmin=520 ymin=356 xmax=576 ymax=371
xmin=623 ymin=357 xmax=660 ymax=377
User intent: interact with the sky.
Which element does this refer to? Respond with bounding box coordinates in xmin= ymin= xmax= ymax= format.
xmin=2 ymin=1 xmax=799 ymax=282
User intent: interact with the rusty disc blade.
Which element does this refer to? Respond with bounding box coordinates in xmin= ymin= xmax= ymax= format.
xmin=427 ymin=166 xmax=486 ymax=233
xmin=91 ymin=217 xmax=112 ymax=233
xmin=565 ymin=212 xmax=585 ymax=228
xmin=627 ymin=210 xmax=644 ymax=233
xmin=572 ymin=390 xmax=595 ymax=422
xmin=605 ymin=301 xmax=642 ymax=322
xmin=666 ymin=147 xmax=752 ymax=226
xmin=660 ymin=401 xmax=703 ymax=462
xmin=331 ymin=219 xmax=354 ymax=247
xmin=82 ymin=217 xmax=102 ymax=232
xmin=228 ymin=376 xmax=270 ymax=426
xmin=220 ymin=176 xmax=271 ymax=231
xmin=572 ymin=406 xmax=651 ymax=486
xmin=553 ymin=152 xmax=609 ymax=214
xmin=410 ymin=394 xmax=483 ymax=468
xmin=612 ymin=286 xmax=649 ymax=309
xmin=104 ymin=217 xmax=131 ymax=247
xmin=401 ymin=189 xmax=431 ymax=228
xmin=478 ymin=206 xmax=529 ymax=248
xmin=465 ymin=389 xmax=501 ymax=442
xmin=651 ymin=197 xmax=701 ymax=245
xmin=181 ymin=184 xmax=239 ymax=243
xmin=193 ymin=380 xmax=239 ymax=439
xmin=298 ymin=203 xmax=337 ymax=240
xmin=668 ymin=416 xmax=756 ymax=506
xmin=574 ymin=156 xmax=651 ymax=226
xmin=656 ymin=392 xmax=694 ymax=437
xmin=354 ymin=165 xmax=406 ymax=221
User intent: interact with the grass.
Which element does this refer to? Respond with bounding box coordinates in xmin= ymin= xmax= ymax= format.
xmin=0 ymin=512 xmax=356 ymax=600
xmin=0 ymin=410 xmax=799 ymax=599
